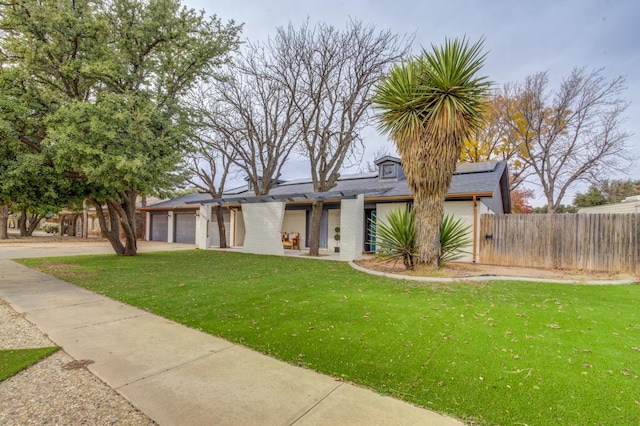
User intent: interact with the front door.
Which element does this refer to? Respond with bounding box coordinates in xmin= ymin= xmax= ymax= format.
xmin=364 ymin=208 xmax=376 ymax=252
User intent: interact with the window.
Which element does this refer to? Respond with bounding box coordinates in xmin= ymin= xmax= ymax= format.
xmin=381 ymin=163 xmax=396 ymax=179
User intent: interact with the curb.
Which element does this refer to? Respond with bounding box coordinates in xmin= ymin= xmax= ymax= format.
xmin=348 ymin=261 xmax=639 ymax=285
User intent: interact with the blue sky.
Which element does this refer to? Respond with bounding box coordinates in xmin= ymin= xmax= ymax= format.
xmin=185 ymin=0 xmax=640 ymax=203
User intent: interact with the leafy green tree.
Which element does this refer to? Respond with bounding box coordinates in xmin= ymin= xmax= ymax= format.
xmin=533 ymin=204 xmax=578 ymax=214
xmin=0 ymin=0 xmax=241 ymax=254
xmin=372 ymin=38 xmax=490 ymax=269
xmin=573 ymin=186 xmax=607 ymax=208
xmin=599 ymin=179 xmax=640 ymax=203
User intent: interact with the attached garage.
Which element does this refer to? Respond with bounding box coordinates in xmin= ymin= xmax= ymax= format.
xmin=174 ymin=212 xmax=196 ymax=244
xmin=149 ymin=213 xmax=168 ymax=242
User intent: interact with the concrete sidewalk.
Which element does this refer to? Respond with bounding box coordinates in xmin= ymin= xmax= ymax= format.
xmin=0 ymin=259 xmax=461 ymax=426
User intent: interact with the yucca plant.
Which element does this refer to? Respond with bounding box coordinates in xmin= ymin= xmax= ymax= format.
xmin=439 ymin=213 xmax=472 ymax=266
xmin=371 ymin=207 xmax=416 ymax=269
xmin=372 ymin=37 xmax=490 ymax=269
xmin=372 ymin=209 xmax=471 ymax=270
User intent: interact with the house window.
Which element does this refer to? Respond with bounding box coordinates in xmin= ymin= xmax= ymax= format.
xmin=381 ymin=163 xmax=396 ymax=179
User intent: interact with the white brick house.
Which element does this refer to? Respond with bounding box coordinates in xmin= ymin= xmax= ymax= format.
xmin=140 ymin=157 xmax=511 ymax=262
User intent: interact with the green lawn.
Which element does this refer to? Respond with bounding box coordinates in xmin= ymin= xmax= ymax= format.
xmin=0 ymin=347 xmax=59 ymax=381
xmin=19 ymin=250 xmax=640 ymax=425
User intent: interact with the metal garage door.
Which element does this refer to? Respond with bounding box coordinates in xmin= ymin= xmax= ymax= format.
xmin=150 ymin=213 xmax=168 ymax=242
xmin=174 ymin=212 xmax=196 ymax=244
xmin=209 ymin=209 xmax=231 ymax=247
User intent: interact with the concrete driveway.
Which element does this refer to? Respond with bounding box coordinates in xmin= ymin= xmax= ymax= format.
xmin=0 ymin=238 xmax=195 ymax=260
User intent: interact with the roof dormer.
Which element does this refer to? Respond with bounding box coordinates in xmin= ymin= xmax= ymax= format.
xmin=374 ymin=155 xmax=404 ymax=182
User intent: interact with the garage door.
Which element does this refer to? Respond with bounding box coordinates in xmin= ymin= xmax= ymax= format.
xmin=175 ymin=212 xmax=196 ymax=244
xmin=150 ymin=213 xmax=168 ymax=242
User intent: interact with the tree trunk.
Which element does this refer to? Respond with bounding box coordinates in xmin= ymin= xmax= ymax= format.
xmin=82 ymin=200 xmax=88 ymax=238
xmin=18 ymin=208 xmax=27 ymax=237
xmin=214 ymin=205 xmax=228 ymax=249
xmin=101 ymin=190 xmax=139 ymax=256
xmin=308 ymin=200 xmax=323 ymax=256
xmin=92 ymin=199 xmax=126 ymax=254
xmin=0 ymin=205 xmax=8 ymax=240
xmin=26 ymin=213 xmax=41 ymax=237
xmin=68 ymin=214 xmax=78 ymax=237
xmin=413 ymin=194 xmax=443 ymax=269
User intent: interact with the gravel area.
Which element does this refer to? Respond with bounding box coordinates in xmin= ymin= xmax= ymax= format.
xmin=0 ymin=300 xmax=155 ymax=425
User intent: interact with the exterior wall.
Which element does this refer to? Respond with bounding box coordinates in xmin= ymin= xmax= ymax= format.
xmin=167 ymin=211 xmax=175 ymax=243
xmin=443 ymin=200 xmax=475 ymax=262
xmin=209 ymin=208 xmax=231 ymax=248
xmin=373 ymin=200 xmax=480 ymax=263
xmin=578 ymin=201 xmax=640 ymax=214
xmin=281 ymin=210 xmax=306 ymax=247
xmin=242 ymin=202 xmax=285 ymax=256
xmin=339 ymin=195 xmax=364 ymax=261
xmin=196 ymin=204 xmax=211 ymax=250
xmin=375 ymin=202 xmax=408 ymax=227
xmin=234 ymin=210 xmax=245 ymax=246
xmin=145 ymin=212 xmax=151 ymax=241
xmin=327 ymin=209 xmax=341 ymax=252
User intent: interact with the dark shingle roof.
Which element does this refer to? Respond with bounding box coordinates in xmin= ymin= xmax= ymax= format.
xmin=142 ymin=161 xmax=509 ymax=210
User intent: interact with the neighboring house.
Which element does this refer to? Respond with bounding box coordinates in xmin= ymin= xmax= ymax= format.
xmin=58 ymin=197 xmax=163 ymax=238
xmin=578 ymin=195 xmax=640 ymax=214
xmin=140 ymin=156 xmax=511 ymax=262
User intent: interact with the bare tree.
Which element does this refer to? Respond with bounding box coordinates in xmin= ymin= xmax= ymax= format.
xmin=461 ymin=94 xmax=535 ymax=190
xmin=186 ymin=139 xmax=236 ymax=248
xmin=501 ymin=68 xmax=633 ymax=213
xmin=269 ymin=20 xmax=409 ymax=255
xmin=198 ymin=46 xmax=302 ymax=196
xmin=362 ymin=147 xmax=393 ymax=173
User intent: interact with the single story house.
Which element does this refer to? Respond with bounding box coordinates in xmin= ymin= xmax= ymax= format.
xmin=140 ymin=157 xmax=511 ymax=262
xmin=578 ymin=195 xmax=640 ymax=214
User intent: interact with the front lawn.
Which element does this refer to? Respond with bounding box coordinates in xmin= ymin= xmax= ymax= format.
xmin=19 ymin=250 xmax=640 ymax=425
xmin=0 ymin=347 xmax=59 ymax=381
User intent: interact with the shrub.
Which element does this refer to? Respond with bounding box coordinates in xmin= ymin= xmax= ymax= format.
xmin=439 ymin=214 xmax=472 ymax=266
xmin=370 ymin=207 xmax=416 ymax=269
xmin=41 ymin=222 xmax=59 ymax=234
xmin=372 ymin=209 xmax=472 ymax=269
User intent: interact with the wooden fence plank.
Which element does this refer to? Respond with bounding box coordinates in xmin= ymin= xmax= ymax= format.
xmin=479 ymin=213 xmax=640 ymax=274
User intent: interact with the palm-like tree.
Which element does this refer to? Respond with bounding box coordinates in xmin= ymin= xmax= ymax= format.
xmin=372 ymin=38 xmax=490 ymax=268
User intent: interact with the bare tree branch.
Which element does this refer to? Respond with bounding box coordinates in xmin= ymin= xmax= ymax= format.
xmin=500 ymin=68 xmax=634 ymax=213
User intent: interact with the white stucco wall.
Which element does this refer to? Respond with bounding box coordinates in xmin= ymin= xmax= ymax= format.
xmin=375 ymin=202 xmax=408 ymax=227
xmin=167 ymin=211 xmax=175 ymax=243
xmin=443 ymin=201 xmax=475 ymax=262
xmin=328 ymin=209 xmax=341 ymax=252
xmin=234 ymin=210 xmax=245 ymax=246
xmin=196 ymin=204 xmax=211 ymax=250
xmin=340 ymin=195 xmax=364 ymax=261
xmin=373 ymin=200 xmax=480 ymax=263
xmin=281 ymin=210 xmax=306 ymax=247
xmin=242 ymin=202 xmax=285 ymax=256
xmin=145 ymin=212 xmax=151 ymax=241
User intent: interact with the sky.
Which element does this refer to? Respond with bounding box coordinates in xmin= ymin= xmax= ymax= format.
xmin=185 ymin=0 xmax=640 ymax=204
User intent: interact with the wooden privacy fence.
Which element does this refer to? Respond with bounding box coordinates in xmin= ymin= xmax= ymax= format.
xmin=479 ymin=213 xmax=640 ymax=275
